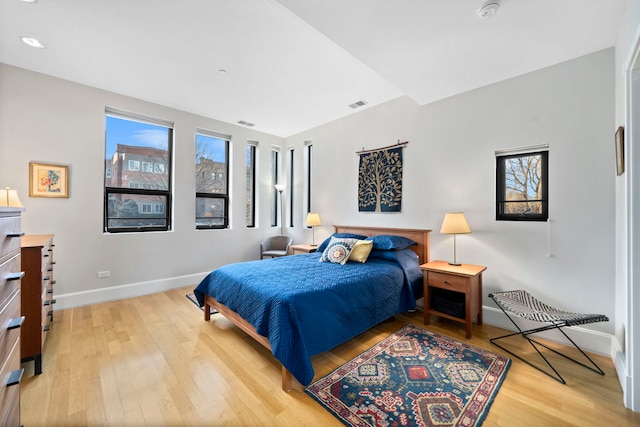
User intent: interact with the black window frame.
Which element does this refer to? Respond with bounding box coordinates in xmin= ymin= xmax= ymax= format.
xmin=104 ymin=110 xmax=173 ymax=233
xmin=271 ymin=149 xmax=281 ymax=227
xmin=305 ymin=142 xmax=313 ymax=217
xmin=496 ymin=150 xmax=548 ymax=221
xmin=288 ymin=147 xmax=294 ymax=228
xmin=246 ymin=142 xmax=257 ymax=228
xmin=195 ymin=130 xmax=230 ymax=230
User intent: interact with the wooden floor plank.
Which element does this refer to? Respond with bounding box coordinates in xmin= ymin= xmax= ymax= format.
xmin=20 ymin=286 xmax=640 ymax=426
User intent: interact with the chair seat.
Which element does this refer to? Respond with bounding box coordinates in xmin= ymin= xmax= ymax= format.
xmin=489 ymin=290 xmax=609 ymax=326
xmin=262 ymin=249 xmax=288 ymax=257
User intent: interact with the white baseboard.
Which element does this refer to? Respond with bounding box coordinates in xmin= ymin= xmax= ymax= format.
xmin=54 ymin=272 xmax=209 ymax=310
xmin=54 ymin=285 xmax=615 ymax=358
xmin=483 ymin=306 xmax=613 ymax=356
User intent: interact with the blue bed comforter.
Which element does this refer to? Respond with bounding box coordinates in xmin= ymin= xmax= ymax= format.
xmin=193 ymin=249 xmax=422 ymax=385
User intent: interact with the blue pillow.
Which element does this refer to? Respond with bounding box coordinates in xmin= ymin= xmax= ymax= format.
xmin=365 ymin=234 xmax=417 ymax=250
xmin=317 ymin=233 xmax=368 ymax=252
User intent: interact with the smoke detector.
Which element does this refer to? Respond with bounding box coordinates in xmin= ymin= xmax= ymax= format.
xmin=478 ymin=0 xmax=500 ymax=19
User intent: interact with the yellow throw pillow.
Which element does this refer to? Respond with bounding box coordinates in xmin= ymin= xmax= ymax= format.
xmin=348 ymin=240 xmax=374 ymax=263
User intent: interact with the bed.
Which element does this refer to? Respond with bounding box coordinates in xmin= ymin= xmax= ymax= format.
xmin=193 ymin=225 xmax=431 ymax=391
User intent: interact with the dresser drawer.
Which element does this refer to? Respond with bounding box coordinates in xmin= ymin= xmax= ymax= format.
xmin=0 ymin=217 xmax=21 ymax=265
xmin=0 ymin=338 xmax=21 ymax=426
xmin=0 ymin=255 xmax=21 ymax=310
xmin=427 ymin=271 xmax=467 ymax=292
xmin=0 ymin=291 xmax=21 ymax=368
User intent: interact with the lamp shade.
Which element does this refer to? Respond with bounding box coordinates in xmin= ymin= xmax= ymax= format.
xmin=305 ymin=212 xmax=322 ymax=227
xmin=440 ymin=212 xmax=471 ymax=234
xmin=274 ymin=184 xmax=285 ymax=192
xmin=0 ymin=187 xmax=23 ymax=208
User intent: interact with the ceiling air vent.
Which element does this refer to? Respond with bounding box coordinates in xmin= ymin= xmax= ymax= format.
xmin=348 ymin=100 xmax=368 ymax=109
xmin=237 ymin=120 xmax=255 ymax=127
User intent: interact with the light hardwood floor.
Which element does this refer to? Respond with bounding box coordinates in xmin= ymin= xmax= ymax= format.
xmin=21 ymin=287 xmax=640 ymax=426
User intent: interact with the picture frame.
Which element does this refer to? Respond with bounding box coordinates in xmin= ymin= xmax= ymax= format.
xmin=29 ymin=162 xmax=69 ymax=198
xmin=615 ymin=126 xmax=625 ymax=176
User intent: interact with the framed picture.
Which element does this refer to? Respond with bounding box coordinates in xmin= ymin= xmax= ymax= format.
xmin=29 ymin=162 xmax=69 ymax=198
xmin=615 ymin=126 xmax=625 ymax=176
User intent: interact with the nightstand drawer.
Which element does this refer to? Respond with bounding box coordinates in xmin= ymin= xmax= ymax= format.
xmin=427 ymin=271 xmax=467 ymax=291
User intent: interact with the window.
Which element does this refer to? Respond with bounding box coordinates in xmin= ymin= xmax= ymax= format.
xmin=246 ymin=142 xmax=257 ymax=228
xmin=104 ymin=108 xmax=172 ymax=233
xmin=496 ymin=149 xmax=548 ymax=221
xmin=195 ymin=129 xmax=230 ymax=229
xmin=304 ymin=141 xmax=313 ymax=217
xmin=271 ymin=148 xmax=281 ymax=227
xmin=287 ymin=147 xmax=294 ymax=227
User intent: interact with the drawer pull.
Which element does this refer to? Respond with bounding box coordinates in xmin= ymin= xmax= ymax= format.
xmin=43 ymin=325 xmax=50 ymax=332
xmin=47 ymin=289 xmax=54 ymax=294
xmin=6 ymin=272 xmax=24 ymax=281
xmin=44 ymin=254 xmax=49 ymax=258
xmin=7 ymin=316 xmax=25 ymax=330
xmin=44 ymin=276 xmax=50 ymax=281
xmin=52 ymin=261 xmax=56 ymax=265
xmin=6 ymin=369 xmax=24 ymax=387
xmin=6 ymin=232 xmax=24 ymax=238
xmin=52 ymin=280 xmax=57 ymax=285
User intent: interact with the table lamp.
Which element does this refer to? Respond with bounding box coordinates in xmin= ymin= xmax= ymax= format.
xmin=0 ymin=187 xmax=23 ymax=208
xmin=440 ymin=212 xmax=471 ymax=266
xmin=305 ymin=212 xmax=322 ymax=246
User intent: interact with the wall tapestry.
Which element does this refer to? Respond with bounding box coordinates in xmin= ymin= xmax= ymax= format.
xmin=357 ymin=141 xmax=407 ymax=212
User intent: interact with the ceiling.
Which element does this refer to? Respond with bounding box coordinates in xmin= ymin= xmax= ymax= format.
xmin=0 ymin=0 xmax=628 ymax=137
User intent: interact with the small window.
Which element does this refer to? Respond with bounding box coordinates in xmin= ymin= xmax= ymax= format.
xmin=271 ymin=148 xmax=281 ymax=227
xmin=304 ymin=142 xmax=313 ymax=217
xmin=104 ymin=108 xmax=173 ymax=233
xmin=246 ymin=142 xmax=257 ymax=228
xmin=288 ymin=147 xmax=294 ymax=227
xmin=496 ymin=150 xmax=548 ymax=221
xmin=195 ymin=129 xmax=230 ymax=229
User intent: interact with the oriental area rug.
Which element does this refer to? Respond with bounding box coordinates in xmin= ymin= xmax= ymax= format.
xmin=305 ymin=324 xmax=510 ymax=427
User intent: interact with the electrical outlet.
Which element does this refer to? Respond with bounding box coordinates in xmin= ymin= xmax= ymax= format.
xmin=97 ymin=271 xmax=110 ymax=278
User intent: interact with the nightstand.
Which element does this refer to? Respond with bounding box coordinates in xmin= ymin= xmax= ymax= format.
xmin=289 ymin=244 xmax=318 ymax=255
xmin=420 ymin=260 xmax=486 ymax=339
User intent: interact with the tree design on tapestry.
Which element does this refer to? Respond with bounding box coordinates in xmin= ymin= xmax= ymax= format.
xmin=358 ymin=147 xmax=403 ymax=212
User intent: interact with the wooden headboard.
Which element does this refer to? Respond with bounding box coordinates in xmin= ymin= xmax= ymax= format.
xmin=333 ymin=225 xmax=431 ymax=265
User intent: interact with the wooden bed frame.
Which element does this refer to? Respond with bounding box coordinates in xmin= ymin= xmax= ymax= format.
xmin=202 ymin=225 xmax=431 ymax=391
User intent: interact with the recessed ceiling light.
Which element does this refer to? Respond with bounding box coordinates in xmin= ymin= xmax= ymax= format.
xmin=21 ymin=0 xmax=38 ymax=3
xmin=21 ymin=36 xmax=46 ymax=49
xmin=218 ymin=69 xmax=227 ymax=75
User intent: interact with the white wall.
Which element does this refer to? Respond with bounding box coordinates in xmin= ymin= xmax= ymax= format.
xmin=0 ymin=64 xmax=285 ymax=307
xmin=613 ymin=0 xmax=640 ymax=411
xmin=286 ymin=49 xmax=616 ymax=345
xmin=0 ymin=48 xmax=617 ymax=355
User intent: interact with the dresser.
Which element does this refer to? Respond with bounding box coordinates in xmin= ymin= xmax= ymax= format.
xmin=0 ymin=208 xmax=25 ymax=427
xmin=421 ymin=260 xmax=486 ymax=339
xmin=21 ymin=234 xmax=56 ymax=375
